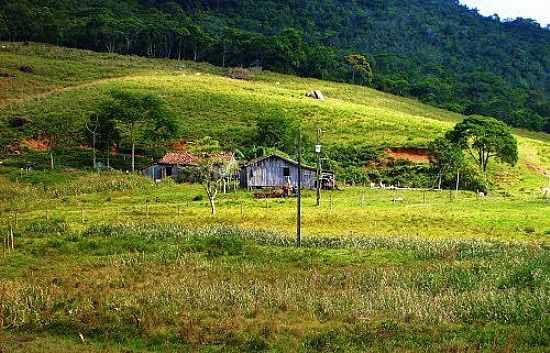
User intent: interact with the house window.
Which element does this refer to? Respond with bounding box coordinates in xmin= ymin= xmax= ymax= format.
xmin=283 ymin=167 xmax=290 ymax=177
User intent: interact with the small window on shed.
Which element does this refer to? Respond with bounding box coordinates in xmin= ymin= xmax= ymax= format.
xmin=283 ymin=167 xmax=290 ymax=177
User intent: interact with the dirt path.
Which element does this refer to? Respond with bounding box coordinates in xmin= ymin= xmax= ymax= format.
xmin=0 ymin=75 xmax=141 ymax=108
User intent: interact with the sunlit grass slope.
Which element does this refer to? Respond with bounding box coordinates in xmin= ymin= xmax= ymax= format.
xmin=1 ymin=42 xmax=549 ymax=193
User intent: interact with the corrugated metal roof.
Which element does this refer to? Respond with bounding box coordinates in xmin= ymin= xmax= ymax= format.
xmin=244 ymin=154 xmax=318 ymax=171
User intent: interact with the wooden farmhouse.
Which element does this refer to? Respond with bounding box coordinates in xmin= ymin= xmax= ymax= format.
xmin=142 ymin=152 xmax=199 ymax=181
xmin=240 ymin=154 xmax=335 ymax=190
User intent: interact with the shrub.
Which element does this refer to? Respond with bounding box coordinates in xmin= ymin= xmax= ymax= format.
xmin=192 ymin=194 xmax=203 ymax=201
xmin=226 ymin=67 xmax=254 ymax=80
xmin=19 ymin=65 xmax=33 ymax=73
xmin=242 ymin=334 xmax=269 ymax=352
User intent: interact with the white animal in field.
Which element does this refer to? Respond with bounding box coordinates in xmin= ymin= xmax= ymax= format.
xmin=542 ymin=187 xmax=550 ymax=199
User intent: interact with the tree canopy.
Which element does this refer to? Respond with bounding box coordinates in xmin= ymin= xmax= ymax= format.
xmin=95 ymin=89 xmax=178 ymax=171
xmin=446 ymin=116 xmax=518 ymax=173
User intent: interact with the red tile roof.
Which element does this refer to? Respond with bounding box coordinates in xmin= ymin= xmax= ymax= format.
xmin=159 ymin=152 xmax=199 ymax=166
xmin=208 ymin=151 xmax=235 ymax=162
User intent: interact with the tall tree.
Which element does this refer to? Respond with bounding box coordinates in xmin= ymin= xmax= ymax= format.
xmin=428 ymin=136 xmax=464 ymax=189
xmin=191 ymin=137 xmax=237 ymax=215
xmin=34 ymin=113 xmax=79 ymax=169
xmin=100 ymin=89 xmax=177 ymax=172
xmin=255 ymin=111 xmax=299 ymax=153
xmin=344 ymin=54 xmax=373 ymax=85
xmin=446 ymin=116 xmax=518 ymax=174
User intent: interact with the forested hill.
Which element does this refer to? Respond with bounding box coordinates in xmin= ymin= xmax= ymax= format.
xmin=1 ymin=0 xmax=549 ymax=132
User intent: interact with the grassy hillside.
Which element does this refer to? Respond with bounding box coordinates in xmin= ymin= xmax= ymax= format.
xmin=1 ymin=43 xmax=549 ymax=353
xmin=1 ymin=43 xmax=549 ymax=194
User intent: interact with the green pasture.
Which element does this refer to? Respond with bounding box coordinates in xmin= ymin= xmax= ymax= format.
xmin=1 ymin=43 xmax=550 ymax=353
xmin=1 ymin=171 xmax=549 ymax=241
xmin=1 ymin=42 xmax=549 ymax=193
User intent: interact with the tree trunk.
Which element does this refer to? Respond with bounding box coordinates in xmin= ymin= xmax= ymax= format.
xmin=209 ymin=196 xmax=216 ymax=216
xmin=131 ymin=125 xmax=135 ymax=172
xmin=107 ymin=143 xmax=111 ymax=168
xmin=455 ymin=170 xmax=460 ymax=192
xmin=92 ymin=133 xmax=97 ymax=169
xmin=132 ymin=142 xmax=135 ymax=172
xmin=50 ymin=151 xmax=54 ymax=170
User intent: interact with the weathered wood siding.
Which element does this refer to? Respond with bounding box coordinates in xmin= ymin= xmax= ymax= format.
xmin=143 ymin=164 xmax=180 ymax=181
xmin=241 ymin=156 xmax=316 ymax=189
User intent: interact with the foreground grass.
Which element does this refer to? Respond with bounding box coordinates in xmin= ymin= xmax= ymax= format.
xmin=0 ymin=222 xmax=548 ymax=353
xmin=0 ymin=172 xmax=548 ymax=352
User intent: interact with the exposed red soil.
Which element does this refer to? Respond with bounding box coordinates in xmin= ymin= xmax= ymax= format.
xmin=21 ymin=137 xmax=49 ymax=151
xmin=385 ymin=148 xmax=430 ymax=163
xmin=169 ymin=140 xmax=190 ymax=152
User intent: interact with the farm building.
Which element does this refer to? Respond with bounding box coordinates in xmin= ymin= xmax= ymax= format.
xmin=143 ymin=151 xmax=238 ymax=182
xmin=240 ymin=154 xmax=335 ymax=190
xmin=142 ymin=152 xmax=199 ymax=181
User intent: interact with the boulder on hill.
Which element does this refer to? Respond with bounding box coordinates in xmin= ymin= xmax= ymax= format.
xmin=306 ymin=90 xmax=325 ymax=100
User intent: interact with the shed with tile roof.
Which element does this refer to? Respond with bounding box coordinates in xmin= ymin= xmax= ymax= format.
xmin=142 ymin=152 xmax=199 ymax=181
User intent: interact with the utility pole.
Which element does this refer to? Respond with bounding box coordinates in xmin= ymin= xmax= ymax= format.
xmin=315 ymin=126 xmax=322 ymax=207
xmin=296 ymin=130 xmax=302 ymax=247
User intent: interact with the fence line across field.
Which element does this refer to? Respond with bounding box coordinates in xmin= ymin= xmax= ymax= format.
xmin=0 ymin=196 xmax=503 ymax=223
xmin=0 ymin=188 xmax=538 ymax=219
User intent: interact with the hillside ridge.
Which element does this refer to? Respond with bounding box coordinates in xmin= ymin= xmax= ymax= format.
xmin=1 ymin=0 xmax=549 ymax=132
xmin=0 ymin=43 xmax=549 ymax=193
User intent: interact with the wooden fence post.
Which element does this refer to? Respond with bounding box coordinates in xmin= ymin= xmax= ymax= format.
xmin=360 ymin=192 xmax=365 ymax=208
xmin=330 ymin=194 xmax=333 ymax=213
xmin=10 ymin=226 xmax=14 ymax=251
xmin=240 ymin=201 xmax=244 ymax=218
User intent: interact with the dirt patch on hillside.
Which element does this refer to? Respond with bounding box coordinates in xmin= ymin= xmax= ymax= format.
xmin=385 ymin=148 xmax=430 ymax=163
xmin=22 ymin=137 xmax=49 ymax=151
xmin=526 ymin=162 xmax=548 ymax=176
xmin=169 ymin=139 xmax=190 ymax=152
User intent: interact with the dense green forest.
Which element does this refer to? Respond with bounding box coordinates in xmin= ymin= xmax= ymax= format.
xmin=1 ymin=0 xmax=550 ymax=132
